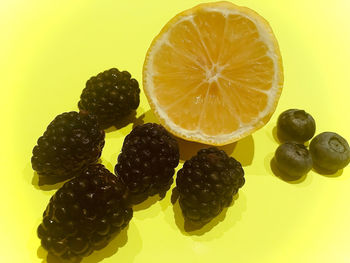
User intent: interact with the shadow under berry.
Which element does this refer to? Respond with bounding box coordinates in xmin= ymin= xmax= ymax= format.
xmin=176 ymin=134 xmax=254 ymax=166
xmin=30 ymin=158 xmax=105 ymax=191
xmin=37 ymin=225 xmax=130 ymax=263
xmin=269 ymin=156 xmax=308 ymax=184
xmin=131 ymin=109 xmax=159 ymax=129
xmin=311 ymin=166 xmax=344 ymax=177
xmin=231 ymin=135 xmax=254 ymax=166
xmin=171 ymin=187 xmax=245 ymax=236
xmin=132 ymin=192 xmax=168 ymax=212
xmin=104 ymin=111 xmax=138 ymax=133
xmin=31 ymin=171 xmax=70 ymax=191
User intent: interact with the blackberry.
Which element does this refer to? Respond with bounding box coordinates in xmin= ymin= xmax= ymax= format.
xmin=31 ymin=111 xmax=105 ymax=181
xmin=37 ymin=164 xmax=133 ymax=261
xmin=176 ymin=147 xmax=245 ymax=225
xmin=78 ymin=68 xmax=140 ymax=129
xmin=115 ymin=123 xmax=179 ymax=204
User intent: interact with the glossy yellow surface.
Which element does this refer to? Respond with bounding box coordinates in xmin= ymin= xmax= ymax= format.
xmin=1 ymin=0 xmax=350 ymax=262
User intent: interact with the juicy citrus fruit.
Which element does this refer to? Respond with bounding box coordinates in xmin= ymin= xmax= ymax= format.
xmin=143 ymin=1 xmax=283 ymax=145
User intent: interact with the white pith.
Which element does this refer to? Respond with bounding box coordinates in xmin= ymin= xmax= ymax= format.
xmin=144 ymin=6 xmax=282 ymax=145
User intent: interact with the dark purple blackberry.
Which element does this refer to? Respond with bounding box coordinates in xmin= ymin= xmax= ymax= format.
xmin=37 ymin=164 xmax=133 ymax=261
xmin=31 ymin=111 xmax=105 ymax=181
xmin=176 ymin=147 xmax=245 ymax=226
xmin=115 ymin=123 xmax=180 ymax=204
xmin=78 ymin=68 xmax=140 ymax=129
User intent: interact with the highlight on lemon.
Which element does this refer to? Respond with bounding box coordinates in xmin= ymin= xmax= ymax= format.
xmin=143 ymin=1 xmax=283 ymax=145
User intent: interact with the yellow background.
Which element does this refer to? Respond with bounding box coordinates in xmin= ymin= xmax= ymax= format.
xmin=1 ymin=0 xmax=350 ymax=262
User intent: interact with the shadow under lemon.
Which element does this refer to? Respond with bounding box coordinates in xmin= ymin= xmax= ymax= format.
xmin=176 ymin=138 xmax=236 ymax=162
xmin=130 ymin=109 xmax=255 ymax=164
xmin=131 ymin=109 xmax=159 ymax=129
xmin=231 ymin=135 xmax=254 ymax=166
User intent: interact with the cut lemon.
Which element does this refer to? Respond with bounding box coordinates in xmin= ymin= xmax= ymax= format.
xmin=143 ymin=1 xmax=283 ymax=145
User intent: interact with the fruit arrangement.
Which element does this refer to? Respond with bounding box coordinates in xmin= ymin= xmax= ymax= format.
xmin=30 ymin=1 xmax=349 ymax=262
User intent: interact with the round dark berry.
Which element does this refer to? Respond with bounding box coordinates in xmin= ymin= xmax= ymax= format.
xmin=277 ymin=109 xmax=316 ymax=143
xmin=37 ymin=164 xmax=133 ymax=261
xmin=309 ymin=132 xmax=350 ymax=173
xmin=78 ymin=68 xmax=140 ymax=129
xmin=274 ymin=142 xmax=313 ymax=178
xmin=115 ymin=123 xmax=179 ymax=204
xmin=31 ymin=111 xmax=105 ymax=180
xmin=176 ymin=147 xmax=245 ymax=226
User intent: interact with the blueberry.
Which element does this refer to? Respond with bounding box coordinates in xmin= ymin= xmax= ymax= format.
xmin=309 ymin=132 xmax=350 ymax=173
xmin=277 ymin=109 xmax=316 ymax=143
xmin=274 ymin=142 xmax=313 ymax=178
